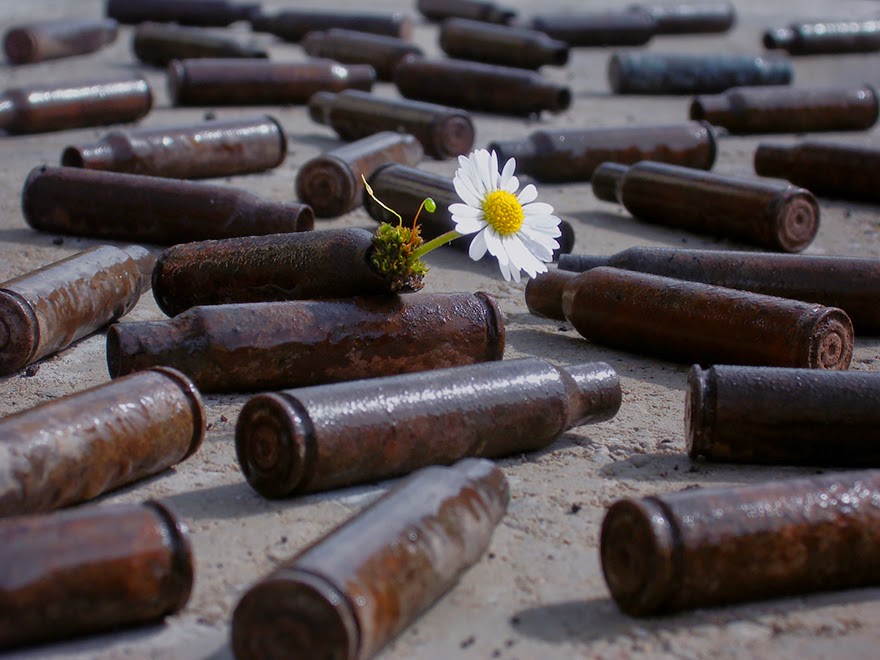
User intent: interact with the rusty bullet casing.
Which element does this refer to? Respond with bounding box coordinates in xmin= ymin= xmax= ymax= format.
xmin=608 ymin=52 xmax=792 ymax=95
xmin=22 ymin=165 xmax=313 ymax=245
xmin=562 ymin=267 xmax=854 ymax=369
xmin=394 ymin=57 xmax=571 ymax=117
xmin=688 ymin=365 xmax=880 ymax=466
xmin=0 ymin=76 xmax=152 ymax=135
xmin=530 ymin=11 xmax=658 ymax=47
xmin=62 ymin=115 xmax=287 ymax=179
xmin=0 ymin=245 xmax=154 ymax=375
xmin=690 ymin=84 xmax=880 ymax=134
xmin=106 ymin=0 xmax=258 ymax=26
xmin=592 ymin=161 xmax=819 ymax=252
xmin=249 ymin=9 xmax=413 ymax=42
xmin=417 ymin=0 xmax=516 ymax=25
xmin=439 ymin=18 xmax=569 ymax=69
xmin=755 ymin=141 xmax=880 ymax=204
xmin=0 ymin=368 xmax=204 ymax=517
xmin=558 ymin=247 xmax=880 ymax=335
xmin=168 ymin=58 xmax=376 ymax=106
xmin=764 ymin=20 xmax=880 ymax=55
xmin=152 ymin=229 xmax=405 ymax=318
xmin=363 ymin=163 xmax=575 ymax=258
xmin=232 ymin=458 xmax=508 ymax=660
xmin=0 ymin=500 xmax=193 ymax=650
xmin=132 ymin=22 xmax=268 ymax=67
xmin=107 ymin=292 xmax=506 ymax=393
xmin=308 ymin=90 xmax=475 ymax=160
xmin=630 ymin=1 xmax=736 ymax=34
xmin=601 ymin=469 xmax=880 ymax=616
xmin=488 ymin=122 xmax=717 ymax=183
xmin=4 ymin=18 xmax=118 ymax=65
xmin=525 ymin=269 xmax=578 ymax=321
xmin=301 ymin=29 xmax=423 ymax=82
xmin=236 ymin=358 xmax=620 ymax=498
xmin=296 ymin=132 xmax=424 ymax=218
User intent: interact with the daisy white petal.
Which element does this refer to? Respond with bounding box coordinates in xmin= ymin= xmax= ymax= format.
xmin=518 ymin=229 xmax=557 ymax=261
xmin=499 ymin=157 xmax=516 ymax=190
xmin=449 ymin=202 xmax=482 ymax=218
xmin=489 ymin=150 xmax=499 ymax=189
xmin=504 ymin=235 xmax=545 ymax=278
xmin=522 ymin=202 xmax=555 ymax=216
xmin=517 ymin=184 xmax=538 ymax=204
xmin=454 ymin=218 xmax=486 ymax=235
xmin=453 ymin=175 xmax=482 ymax=207
xmin=468 ymin=229 xmax=488 ymax=261
xmin=503 ymin=175 xmax=519 ymax=193
xmin=484 ymin=228 xmax=509 ymax=266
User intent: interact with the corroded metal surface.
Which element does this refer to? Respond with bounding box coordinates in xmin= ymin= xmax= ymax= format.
xmin=561 ymin=267 xmax=854 ymax=369
xmin=530 ymin=11 xmax=657 ymax=47
xmin=0 ymin=501 xmax=194 ymax=650
xmin=231 ymin=459 xmax=509 ymax=660
xmin=601 ymin=470 xmax=880 ymax=615
xmin=249 ymin=9 xmax=413 ymax=42
xmin=106 ymin=0 xmax=258 ymax=26
xmin=235 ymin=358 xmax=620 ymax=498
xmin=439 ymin=18 xmax=569 ymax=69
xmin=525 ymin=269 xmax=578 ymax=321
xmin=301 ymin=29 xmax=423 ymax=81
xmin=132 ymin=22 xmax=268 ymax=67
xmin=107 ymin=292 xmax=506 ymax=393
xmin=764 ymin=20 xmax=880 ymax=55
xmin=417 ymin=0 xmax=517 ymax=24
xmin=4 ymin=18 xmax=118 ymax=65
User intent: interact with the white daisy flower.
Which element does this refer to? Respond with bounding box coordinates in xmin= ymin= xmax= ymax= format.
xmin=449 ymin=149 xmax=562 ymax=282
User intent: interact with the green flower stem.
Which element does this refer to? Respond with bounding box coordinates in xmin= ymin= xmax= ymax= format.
xmin=413 ymin=230 xmax=463 ymax=258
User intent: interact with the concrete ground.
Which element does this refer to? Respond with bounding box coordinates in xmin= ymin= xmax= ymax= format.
xmin=2 ymin=0 xmax=880 ymax=658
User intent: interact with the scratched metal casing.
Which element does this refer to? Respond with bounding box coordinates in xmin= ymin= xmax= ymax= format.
xmin=21 ymin=165 xmax=313 ymax=244
xmin=236 ymin=358 xmax=620 ymax=498
xmin=601 ymin=470 xmax=880 ymax=616
xmin=107 ymin=292 xmax=506 ymax=393
xmin=106 ymin=0 xmax=258 ymax=26
xmin=62 ymin=116 xmax=287 ymax=179
xmin=0 ymin=76 xmax=152 ymax=135
xmin=4 ymin=18 xmax=118 ymax=65
xmin=558 ymin=247 xmax=880 ymax=335
xmin=301 ymin=29 xmax=423 ymax=82
xmin=530 ymin=11 xmax=658 ymax=47
xmin=296 ymin=132 xmax=424 ymax=218
xmin=562 ymin=267 xmax=853 ymax=369
xmin=152 ymin=229 xmax=403 ymax=318
xmin=0 ymin=368 xmax=204 ymax=517
xmin=631 ymin=1 xmax=736 ymax=34
xmin=232 ymin=459 xmax=508 ymax=660
xmin=417 ymin=0 xmax=516 ymax=24
xmin=363 ymin=163 xmax=575 ymax=258
xmin=764 ymin=20 xmax=880 ymax=55
xmin=525 ymin=269 xmax=578 ymax=321
xmin=591 ymin=161 xmax=819 ymax=252
xmin=0 ymin=245 xmax=154 ymax=375
xmin=687 ymin=365 xmax=880 ymax=466
xmin=249 ymin=9 xmax=413 ymax=42
xmin=168 ymin=59 xmax=376 ymax=106
xmin=755 ymin=141 xmax=880 ymax=204
xmin=608 ymin=52 xmax=792 ymax=95
xmin=488 ymin=122 xmax=716 ymax=183
xmin=439 ymin=18 xmax=569 ymax=69
xmin=308 ymin=90 xmax=475 ymax=160
xmin=132 ymin=22 xmax=268 ymax=67
xmin=691 ymin=85 xmax=880 ymax=134
xmin=394 ymin=57 xmax=571 ymax=116
xmin=0 ymin=500 xmax=193 ymax=650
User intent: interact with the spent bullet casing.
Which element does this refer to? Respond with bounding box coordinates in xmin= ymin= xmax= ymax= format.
xmin=525 ymin=269 xmax=578 ymax=321
xmin=249 ymin=9 xmax=413 ymax=42
xmin=308 ymin=90 xmax=475 ymax=159
xmin=232 ymin=459 xmax=508 ymax=660
xmin=296 ymin=131 xmax=424 ymax=218
xmin=488 ymin=121 xmax=717 ymax=183
xmin=530 ymin=11 xmax=658 ymax=47
xmin=561 ymin=267 xmax=854 ymax=369
xmin=0 ymin=244 xmax=154 ymax=375
xmin=132 ymin=22 xmax=268 ymax=67
xmin=764 ymin=20 xmax=880 ymax=55
xmin=608 ymin=52 xmax=792 ymax=95
xmin=61 ymin=115 xmax=287 ymax=179
xmin=107 ymin=292 xmax=506 ymax=393
xmin=394 ymin=57 xmax=571 ymax=116
xmin=22 ymin=165 xmax=313 ymax=245
xmin=417 ymin=0 xmax=516 ymax=24
xmin=688 ymin=365 xmax=880 ymax=466
xmin=168 ymin=58 xmax=376 ymax=106
xmin=558 ymin=247 xmax=880 ymax=335
xmin=690 ymin=84 xmax=880 ymax=134
xmin=439 ymin=18 xmax=569 ymax=69
xmin=601 ymin=470 xmax=880 ymax=616
xmin=301 ymin=29 xmax=423 ymax=82
xmin=631 ymin=1 xmax=736 ymax=34
xmin=363 ymin=163 xmax=575 ymax=258
xmin=0 ymin=368 xmax=204 ymax=517
xmin=0 ymin=501 xmax=193 ymax=650
xmin=4 ymin=18 xmax=118 ymax=65
xmin=106 ymin=0 xmax=258 ymax=26
xmin=152 ymin=228 xmax=408 ymax=318
xmin=236 ymin=358 xmax=620 ymax=498
xmin=591 ymin=161 xmax=819 ymax=252
xmin=0 ymin=76 xmax=152 ymax=135
xmin=755 ymin=141 xmax=880 ymax=204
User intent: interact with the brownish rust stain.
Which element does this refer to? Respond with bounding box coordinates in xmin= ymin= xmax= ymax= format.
xmin=132 ymin=22 xmax=268 ymax=67
xmin=301 ymin=29 xmax=423 ymax=81
xmin=439 ymin=19 xmax=569 ymax=69
xmin=3 ymin=18 xmax=118 ymax=65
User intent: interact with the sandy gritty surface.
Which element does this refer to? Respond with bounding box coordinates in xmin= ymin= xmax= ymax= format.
xmin=2 ymin=0 xmax=880 ymax=658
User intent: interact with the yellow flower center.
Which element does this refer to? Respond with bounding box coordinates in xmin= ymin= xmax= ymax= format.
xmin=482 ymin=190 xmax=524 ymax=236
